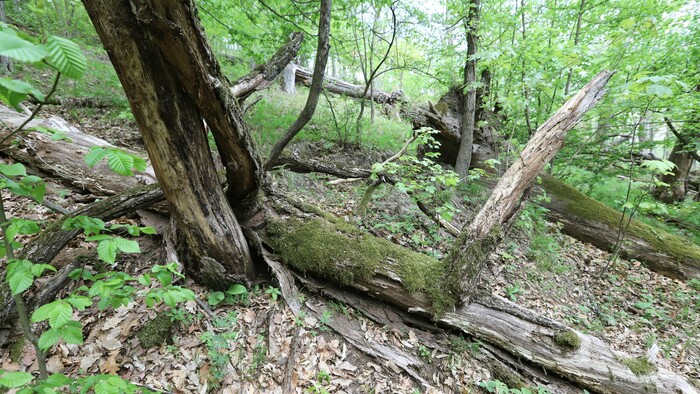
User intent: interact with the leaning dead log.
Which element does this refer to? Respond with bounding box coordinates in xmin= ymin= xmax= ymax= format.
xmin=295 ymin=66 xmax=404 ymax=106
xmin=444 ymin=71 xmax=614 ymax=303
xmin=406 ymin=89 xmax=700 ymax=282
xmin=1 ymin=106 xmax=697 ymax=392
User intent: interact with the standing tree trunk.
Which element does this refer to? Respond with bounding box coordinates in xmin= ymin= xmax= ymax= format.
xmin=281 ymin=62 xmax=297 ymax=94
xmin=81 ymin=0 xmax=259 ymax=287
xmin=0 ymin=2 xmax=12 ymax=74
xmin=455 ymin=0 xmax=480 ymax=179
xmin=653 ymin=123 xmax=696 ymax=203
xmin=264 ymin=0 xmax=332 ymax=170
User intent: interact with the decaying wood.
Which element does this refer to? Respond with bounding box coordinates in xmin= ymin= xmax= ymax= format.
xmin=264 ymin=201 xmax=697 ymax=393
xmin=230 ymin=32 xmax=303 ymax=101
xmin=539 ymin=175 xmax=700 ymax=280
xmin=295 ymin=66 xmax=404 ymax=106
xmin=0 ymin=104 xmax=155 ymax=195
xmin=83 ymin=0 xmax=258 ymax=287
xmin=0 ymin=108 xmax=697 ymax=391
xmin=445 ymin=71 xmax=614 ymax=303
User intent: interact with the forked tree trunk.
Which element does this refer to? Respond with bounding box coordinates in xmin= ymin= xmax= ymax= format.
xmin=82 ymin=0 xmax=259 ymax=287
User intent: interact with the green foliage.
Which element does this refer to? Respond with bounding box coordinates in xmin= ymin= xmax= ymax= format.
xmin=85 ymin=146 xmax=147 ymax=177
xmin=208 ymin=283 xmax=248 ymax=306
xmin=479 ymin=380 xmax=551 ymax=394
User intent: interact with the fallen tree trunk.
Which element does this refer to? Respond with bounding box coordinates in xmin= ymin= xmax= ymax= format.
xmin=261 ymin=201 xmax=698 ymax=393
xmin=230 ymin=32 xmax=303 ymax=101
xmin=295 ymin=66 xmax=404 ymax=106
xmin=539 ymin=175 xmax=700 ymax=280
xmin=0 ymin=104 xmax=155 ymax=195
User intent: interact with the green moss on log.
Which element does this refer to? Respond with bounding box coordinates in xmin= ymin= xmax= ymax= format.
xmin=8 ymin=337 xmax=25 ymax=363
xmin=620 ymin=356 xmax=657 ymax=376
xmin=266 ymin=217 xmax=458 ymax=314
xmin=541 ymin=176 xmax=700 ymax=267
xmin=553 ymin=330 xmax=581 ymax=351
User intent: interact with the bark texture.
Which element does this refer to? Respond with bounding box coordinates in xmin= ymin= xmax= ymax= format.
xmin=454 ymin=0 xmax=480 ymax=178
xmin=82 ymin=0 xmax=257 ymax=286
xmin=294 ymin=67 xmax=404 ymax=106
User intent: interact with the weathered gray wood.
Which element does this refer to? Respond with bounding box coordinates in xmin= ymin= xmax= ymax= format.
xmin=295 ymin=66 xmax=403 ymax=106
xmin=0 ymin=104 xmax=156 ymax=195
xmin=445 ymin=71 xmax=614 ymax=302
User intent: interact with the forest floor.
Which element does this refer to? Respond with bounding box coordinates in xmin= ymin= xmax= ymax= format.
xmin=0 ymin=104 xmax=698 ymax=393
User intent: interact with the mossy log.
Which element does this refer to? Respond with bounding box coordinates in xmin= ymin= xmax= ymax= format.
xmin=539 ymin=175 xmax=700 ymax=280
xmin=263 ymin=209 xmax=698 ymax=393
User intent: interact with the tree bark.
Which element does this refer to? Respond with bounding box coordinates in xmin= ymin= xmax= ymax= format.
xmin=0 ymin=104 xmax=155 ymax=195
xmin=264 ymin=0 xmax=332 ymax=170
xmin=82 ymin=0 xmax=257 ymax=287
xmin=652 ymin=118 xmax=698 ymax=203
xmin=455 ymin=0 xmax=480 ymax=179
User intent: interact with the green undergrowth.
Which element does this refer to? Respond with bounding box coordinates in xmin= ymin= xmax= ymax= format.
xmin=245 ymin=88 xmax=412 ymax=155
xmin=541 ymin=175 xmax=700 ymax=268
xmin=265 ymin=216 xmax=458 ymax=315
xmin=135 ymin=313 xmax=175 ymax=348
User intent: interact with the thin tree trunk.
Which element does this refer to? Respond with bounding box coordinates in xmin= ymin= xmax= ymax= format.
xmin=455 ymin=0 xmax=480 ymax=179
xmin=0 ymin=2 xmax=12 ymax=73
xmin=564 ymin=0 xmax=586 ymax=97
xmin=264 ymin=0 xmax=332 ymax=170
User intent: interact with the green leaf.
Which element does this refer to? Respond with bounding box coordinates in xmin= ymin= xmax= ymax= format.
xmin=0 ymin=30 xmax=48 ymax=62
xmin=113 ymin=237 xmax=140 ymax=254
xmin=227 ymin=284 xmax=247 ymax=295
xmin=38 ymin=328 xmax=61 ymax=350
xmin=6 ymin=259 xmax=33 ymax=295
xmin=97 ymin=240 xmax=117 ymax=264
xmin=0 ymin=371 xmax=34 ymax=388
xmin=0 ymin=163 xmax=27 ymax=177
xmin=66 ymin=295 xmax=92 ymax=310
xmin=208 ymin=291 xmax=225 ymax=306
xmin=106 ymin=150 xmax=135 ymax=176
xmin=646 ymin=83 xmax=673 ymax=97
xmin=46 ymin=36 xmax=86 ymax=79
xmin=0 ymin=78 xmax=45 ymax=109
xmin=30 ymin=263 xmax=57 ymax=278
xmin=85 ymin=147 xmax=108 ymax=168
xmin=38 ymin=300 xmax=72 ymax=328
xmin=61 ymin=321 xmax=84 ymax=345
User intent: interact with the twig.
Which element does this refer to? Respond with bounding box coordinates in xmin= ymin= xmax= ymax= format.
xmin=282 ymin=326 xmax=302 ymax=391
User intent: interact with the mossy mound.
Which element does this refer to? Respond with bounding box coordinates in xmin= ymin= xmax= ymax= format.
xmin=135 ymin=313 xmax=174 ymax=348
xmin=553 ymin=330 xmax=581 ymax=351
xmin=266 ymin=217 xmax=458 ymax=315
xmin=620 ymin=356 xmax=657 ymax=376
xmin=541 ymin=175 xmax=700 ymax=268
